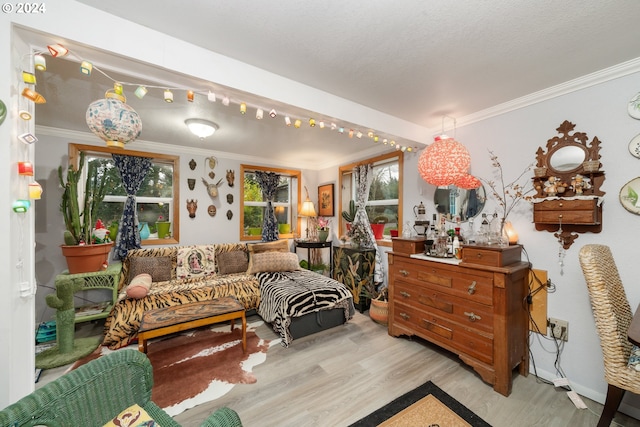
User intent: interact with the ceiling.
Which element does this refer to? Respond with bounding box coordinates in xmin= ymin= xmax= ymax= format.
xmin=33 ymin=0 xmax=640 ymax=169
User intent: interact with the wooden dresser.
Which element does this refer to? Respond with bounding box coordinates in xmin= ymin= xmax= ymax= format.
xmin=388 ymin=246 xmax=530 ymax=396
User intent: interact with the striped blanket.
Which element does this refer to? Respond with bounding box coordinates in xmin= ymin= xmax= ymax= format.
xmin=256 ymin=270 xmax=354 ymax=346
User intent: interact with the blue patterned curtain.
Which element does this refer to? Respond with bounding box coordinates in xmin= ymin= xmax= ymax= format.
xmin=255 ymin=171 xmax=280 ymax=242
xmin=112 ymin=154 xmax=153 ymax=260
xmin=353 ymin=164 xmax=384 ymax=286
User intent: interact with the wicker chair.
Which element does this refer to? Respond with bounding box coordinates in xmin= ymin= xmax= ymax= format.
xmin=579 ymin=244 xmax=640 ymax=427
xmin=0 ymin=350 xmax=242 ymax=427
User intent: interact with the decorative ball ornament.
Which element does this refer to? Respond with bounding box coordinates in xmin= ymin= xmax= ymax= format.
xmin=86 ymin=90 xmax=142 ymax=148
xmin=418 ymin=136 xmax=471 ymax=186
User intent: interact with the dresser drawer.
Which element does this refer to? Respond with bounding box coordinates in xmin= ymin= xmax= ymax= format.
xmin=393 ymin=302 xmax=493 ymax=365
xmin=394 ymin=280 xmax=493 ymax=334
xmin=392 ymin=258 xmax=494 ymax=306
xmin=461 ymin=245 xmax=522 ymax=267
xmin=533 ymin=199 xmax=600 ymax=225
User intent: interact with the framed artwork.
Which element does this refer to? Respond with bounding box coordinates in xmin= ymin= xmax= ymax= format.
xmin=318 ymin=183 xmax=334 ymax=216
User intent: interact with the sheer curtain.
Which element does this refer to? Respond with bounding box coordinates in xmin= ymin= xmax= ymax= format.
xmin=353 ymin=164 xmax=384 ymax=285
xmin=255 ymin=171 xmax=281 ymax=242
xmin=112 ymin=153 xmax=152 ymax=260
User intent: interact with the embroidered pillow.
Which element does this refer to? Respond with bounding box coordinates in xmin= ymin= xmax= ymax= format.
xmin=128 ymin=256 xmax=172 ymax=283
xmin=176 ymin=245 xmax=216 ymax=279
xmin=217 ymin=250 xmax=249 ymax=275
xmin=125 ymin=274 xmax=152 ymax=299
xmin=103 ymin=403 xmax=160 ymax=427
xmin=247 ymin=251 xmax=300 ymax=274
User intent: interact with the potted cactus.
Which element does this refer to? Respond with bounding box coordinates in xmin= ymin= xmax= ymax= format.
xmin=341 ymin=199 xmax=357 ymax=231
xmin=58 ymin=152 xmax=113 ymax=274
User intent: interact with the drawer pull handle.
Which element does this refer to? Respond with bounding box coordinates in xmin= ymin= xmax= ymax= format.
xmin=468 ymin=281 xmax=477 ymax=295
xmin=399 ymin=269 xmax=409 ymax=277
xmin=400 ymin=291 xmax=411 ymax=298
xmin=476 ymin=253 xmax=483 ymax=258
xmin=559 ymin=214 xmax=563 ymax=218
xmin=400 ymin=312 xmax=410 ymax=320
xmin=559 ymin=202 xmax=563 ymax=207
xmin=464 ymin=311 xmax=481 ymax=322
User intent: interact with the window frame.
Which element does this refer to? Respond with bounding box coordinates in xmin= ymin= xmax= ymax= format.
xmin=240 ymin=164 xmax=301 ymax=241
xmin=69 ymin=143 xmax=180 ymax=245
xmin=338 ymin=151 xmax=403 ymax=246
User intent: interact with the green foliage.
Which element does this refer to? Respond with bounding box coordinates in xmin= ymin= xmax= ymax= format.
xmin=58 ymin=152 xmax=108 ymax=245
xmin=342 ymin=199 xmax=356 ymax=223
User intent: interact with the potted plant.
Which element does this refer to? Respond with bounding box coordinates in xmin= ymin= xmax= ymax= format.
xmin=317 ymin=217 xmax=331 ymax=242
xmin=58 ymin=151 xmax=113 ymax=274
xmin=341 ymin=199 xmax=356 ymax=231
xmin=363 ymin=282 xmax=389 ymax=325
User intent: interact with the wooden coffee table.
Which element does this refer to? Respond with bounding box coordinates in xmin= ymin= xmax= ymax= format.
xmin=137 ymin=296 xmax=246 ymax=353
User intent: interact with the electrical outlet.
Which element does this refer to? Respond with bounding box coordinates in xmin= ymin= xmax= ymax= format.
xmin=549 ymin=317 xmax=569 ymax=341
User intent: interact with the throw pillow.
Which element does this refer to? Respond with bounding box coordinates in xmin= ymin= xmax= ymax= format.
xmin=629 ymin=344 xmax=640 ymax=371
xmin=247 ymin=239 xmax=290 ymax=254
xmin=128 ymin=256 xmax=172 ymax=283
xmin=176 ymin=245 xmax=216 ymax=279
xmin=103 ymin=403 xmax=160 ymax=427
xmin=125 ymin=274 xmax=152 ymax=299
xmin=217 ymin=250 xmax=249 ymax=275
xmin=247 ymin=251 xmax=301 ymax=274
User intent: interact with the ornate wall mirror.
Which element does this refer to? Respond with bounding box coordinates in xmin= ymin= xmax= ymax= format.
xmin=532 ymin=120 xmax=605 ymax=249
xmin=434 ymin=184 xmax=486 ymax=222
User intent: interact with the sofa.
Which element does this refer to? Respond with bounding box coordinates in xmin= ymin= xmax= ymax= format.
xmin=0 ymin=350 xmax=241 ymax=427
xmin=102 ymin=241 xmax=354 ymax=349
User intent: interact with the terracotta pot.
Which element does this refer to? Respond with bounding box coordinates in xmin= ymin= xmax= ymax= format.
xmin=369 ymin=298 xmax=388 ymax=325
xmin=61 ymin=242 xmax=114 ymax=274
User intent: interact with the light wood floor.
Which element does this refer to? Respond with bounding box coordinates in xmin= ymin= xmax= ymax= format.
xmin=39 ymin=312 xmax=640 ymax=427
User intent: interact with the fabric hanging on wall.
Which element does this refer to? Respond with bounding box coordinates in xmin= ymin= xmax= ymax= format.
xmin=255 ymin=171 xmax=281 ymax=242
xmin=353 ymin=164 xmax=384 ymax=286
xmin=112 ymin=153 xmax=152 ymax=260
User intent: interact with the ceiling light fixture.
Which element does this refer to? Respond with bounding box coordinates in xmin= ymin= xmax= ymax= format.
xmin=185 ymin=118 xmax=219 ymax=139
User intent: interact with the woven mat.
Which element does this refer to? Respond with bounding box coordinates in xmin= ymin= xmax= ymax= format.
xmin=379 ymin=394 xmax=470 ymax=427
xmin=348 ymin=381 xmax=491 ymax=427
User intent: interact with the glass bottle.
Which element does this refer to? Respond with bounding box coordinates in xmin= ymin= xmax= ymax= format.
xmin=478 ymin=213 xmax=490 ymax=245
xmin=465 ymin=218 xmax=476 ymax=245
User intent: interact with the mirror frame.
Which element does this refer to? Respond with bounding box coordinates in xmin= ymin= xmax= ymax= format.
xmin=533 ymin=120 xmax=605 ymax=198
xmin=434 ymin=184 xmax=486 ymax=223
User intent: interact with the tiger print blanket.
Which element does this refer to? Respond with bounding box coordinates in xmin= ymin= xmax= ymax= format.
xmin=256 ymin=270 xmax=354 ymax=347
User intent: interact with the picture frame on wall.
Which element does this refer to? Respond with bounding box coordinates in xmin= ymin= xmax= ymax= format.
xmin=318 ymin=183 xmax=334 ymax=216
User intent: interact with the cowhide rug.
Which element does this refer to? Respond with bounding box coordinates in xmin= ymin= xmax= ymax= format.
xmin=69 ymin=319 xmax=278 ymax=416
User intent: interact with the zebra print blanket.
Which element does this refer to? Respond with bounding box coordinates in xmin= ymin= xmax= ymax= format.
xmin=256 ymin=270 xmax=354 ymax=346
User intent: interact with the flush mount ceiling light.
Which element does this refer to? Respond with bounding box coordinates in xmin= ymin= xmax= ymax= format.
xmin=185 ymin=118 xmax=219 ymax=139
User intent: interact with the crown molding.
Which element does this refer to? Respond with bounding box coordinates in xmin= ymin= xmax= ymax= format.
xmin=456 ymin=56 xmax=640 ymax=129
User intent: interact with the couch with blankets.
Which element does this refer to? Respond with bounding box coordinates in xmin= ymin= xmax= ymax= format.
xmin=102 ymin=240 xmax=355 ymax=349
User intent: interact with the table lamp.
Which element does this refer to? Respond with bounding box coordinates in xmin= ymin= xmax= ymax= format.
xmin=299 ymin=186 xmax=316 ymax=239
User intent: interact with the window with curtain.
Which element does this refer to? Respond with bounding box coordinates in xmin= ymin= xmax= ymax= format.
xmin=240 ymin=164 xmax=301 ymax=241
xmin=339 ymin=151 xmax=403 ymax=242
xmin=69 ymin=144 xmax=179 ymax=244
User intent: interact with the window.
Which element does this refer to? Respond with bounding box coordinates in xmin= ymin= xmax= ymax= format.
xmin=240 ymin=164 xmax=301 ymax=240
xmin=339 ymin=151 xmax=403 ymax=243
xmin=69 ymin=144 xmax=180 ymax=245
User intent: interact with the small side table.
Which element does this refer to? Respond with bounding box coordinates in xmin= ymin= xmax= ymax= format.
xmin=294 ymin=240 xmax=333 ymax=276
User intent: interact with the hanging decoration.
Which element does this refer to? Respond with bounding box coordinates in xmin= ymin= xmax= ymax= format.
xmin=86 ymin=87 xmax=142 ymax=148
xmin=418 ymin=117 xmax=479 ymax=188
xmin=25 ymin=40 xmax=419 ymax=152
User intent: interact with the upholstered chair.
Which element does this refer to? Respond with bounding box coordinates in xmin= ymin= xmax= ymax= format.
xmin=579 ymin=244 xmax=640 ymax=427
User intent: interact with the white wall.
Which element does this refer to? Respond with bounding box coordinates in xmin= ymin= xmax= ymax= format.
xmin=319 ymin=69 xmax=640 ymax=416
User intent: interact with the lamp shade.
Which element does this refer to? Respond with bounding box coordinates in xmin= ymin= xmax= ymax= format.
xmin=300 ymin=200 xmax=316 ymax=217
xmin=86 ymin=91 xmax=142 ymax=148
xmin=454 ymin=173 xmax=481 ymax=190
xmin=418 ymin=136 xmax=471 ymax=186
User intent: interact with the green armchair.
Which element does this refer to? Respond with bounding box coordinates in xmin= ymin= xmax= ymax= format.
xmin=0 ymin=350 xmax=242 ymax=427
